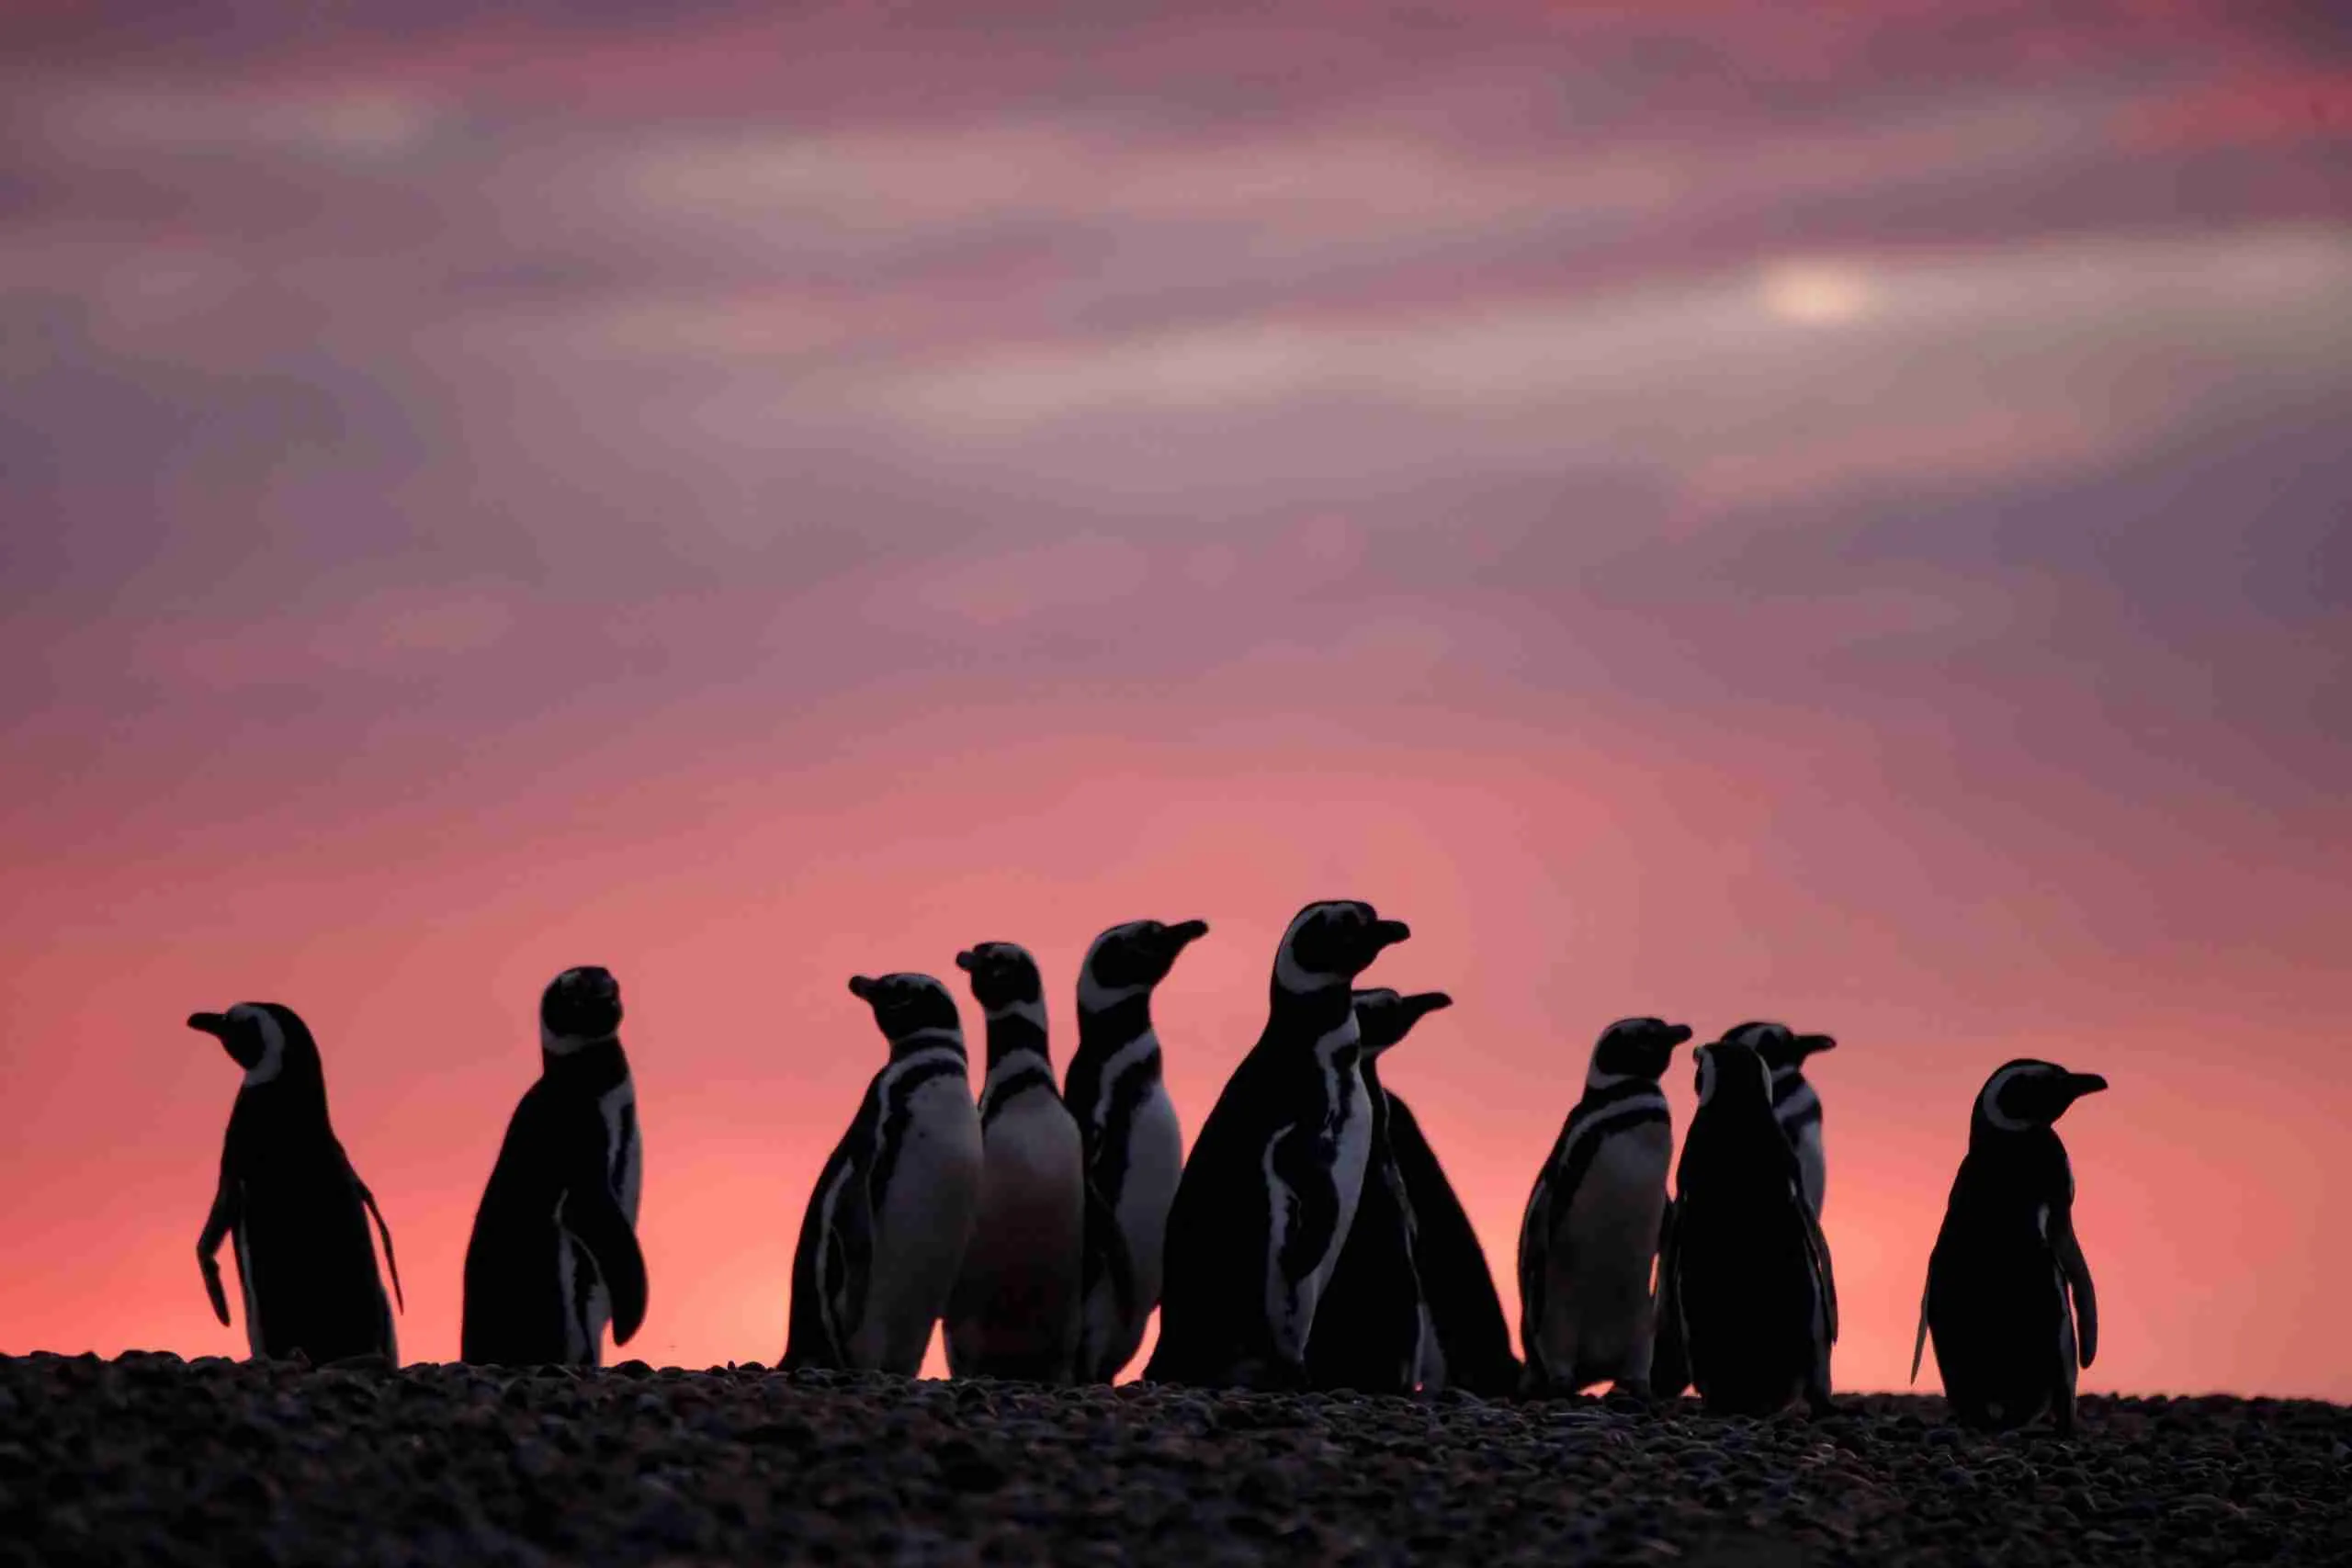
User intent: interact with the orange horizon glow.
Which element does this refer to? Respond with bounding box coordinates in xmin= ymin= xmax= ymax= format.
xmin=3 ymin=3 xmax=2348 ymax=1401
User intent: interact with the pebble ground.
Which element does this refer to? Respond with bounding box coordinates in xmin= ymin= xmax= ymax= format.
xmin=4 ymin=1353 xmax=2347 ymax=1566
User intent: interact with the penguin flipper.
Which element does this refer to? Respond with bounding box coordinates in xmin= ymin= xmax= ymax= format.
xmin=1514 ymin=1173 xmax=1555 ymax=1384
xmin=568 ymin=1182 xmax=650 ymax=1346
xmin=1080 ymin=1177 xmax=1138 ymax=1368
xmin=1649 ymin=1196 xmax=1690 ymax=1399
xmin=197 ymin=1163 xmax=238 ymax=1328
xmin=1909 ymin=1268 xmax=1932 ymax=1385
xmin=1796 ymin=1179 xmax=1838 ymax=1345
xmin=355 ymin=1175 xmax=406 ymax=1314
xmin=2052 ymin=1206 xmax=2098 ymax=1369
xmin=822 ymin=1164 xmax=877 ymax=1361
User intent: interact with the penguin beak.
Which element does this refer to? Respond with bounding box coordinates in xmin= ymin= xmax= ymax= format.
xmin=954 ymin=951 xmax=977 ymax=973
xmin=1798 ymin=1033 xmax=1838 ymax=1057
xmin=1167 ymin=919 xmax=1210 ymax=950
xmin=1405 ymin=991 xmax=1453 ymax=1023
xmin=1370 ymin=919 xmax=1411 ymax=950
xmin=2064 ymin=1072 xmax=2109 ymax=1100
xmin=188 ymin=1010 xmax=258 ymax=1069
xmin=847 ymin=975 xmax=879 ymax=1001
xmin=1664 ymin=1023 xmax=1694 ymax=1047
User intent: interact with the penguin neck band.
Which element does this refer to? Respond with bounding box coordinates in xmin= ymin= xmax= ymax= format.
xmin=542 ymin=1027 xmax=618 ymax=1057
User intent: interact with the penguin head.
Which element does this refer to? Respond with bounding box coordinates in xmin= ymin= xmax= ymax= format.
xmin=540 ymin=965 xmax=624 ymax=1055
xmin=956 ymin=942 xmax=1045 ymax=1016
xmin=1975 ymin=1058 xmax=2109 ymax=1134
xmin=1079 ymin=918 xmax=1210 ymax=1010
xmin=847 ymin=972 xmax=965 ymax=1051
xmin=187 ymin=1003 xmax=318 ymax=1089
xmin=1724 ymin=1020 xmax=1837 ymax=1077
xmin=1588 ymin=1017 xmax=1691 ymax=1084
xmin=1692 ymin=1039 xmax=1774 ymax=1110
xmin=1351 ymin=987 xmax=1453 ymax=1055
xmin=1274 ymin=900 xmax=1410 ymax=994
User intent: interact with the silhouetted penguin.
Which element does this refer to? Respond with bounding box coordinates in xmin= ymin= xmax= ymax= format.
xmin=190 ymin=1003 xmax=403 ymax=1362
xmin=1306 ymin=987 xmax=1451 ymax=1394
xmin=1914 ymin=1058 xmax=2106 ymax=1435
xmin=1722 ymin=1020 xmax=1838 ymax=1215
xmin=945 ymin=942 xmax=1085 ymax=1382
xmin=1144 ymin=899 xmax=1409 ymax=1390
xmin=462 ymin=966 xmax=648 ymax=1366
xmin=784 ymin=972 xmax=983 ymax=1374
xmin=1659 ymin=1038 xmax=1838 ymax=1416
xmin=1065 ymin=916 xmax=1208 ymax=1382
xmin=1518 ymin=1017 xmax=1690 ymax=1397
xmin=1383 ymin=1088 xmax=1522 ymax=1396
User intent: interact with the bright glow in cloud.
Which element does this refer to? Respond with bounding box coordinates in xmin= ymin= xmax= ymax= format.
xmin=1759 ymin=262 xmax=1878 ymax=325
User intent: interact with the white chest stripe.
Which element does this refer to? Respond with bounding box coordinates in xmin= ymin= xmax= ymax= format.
xmin=984 ymin=998 xmax=1049 ymax=1031
xmin=1261 ymin=1123 xmax=1296 ymax=1353
xmin=1089 ymin=1028 xmax=1160 ymax=1132
xmin=243 ymin=1010 xmax=288 ymax=1087
xmin=597 ymin=1077 xmax=641 ymax=1223
xmin=1551 ymin=1092 xmax=1670 ymax=1191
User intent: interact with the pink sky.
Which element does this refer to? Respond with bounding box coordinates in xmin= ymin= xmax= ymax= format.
xmin=2 ymin=2 xmax=2347 ymax=1397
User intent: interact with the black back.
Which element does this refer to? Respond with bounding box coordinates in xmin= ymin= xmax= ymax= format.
xmin=197 ymin=1003 xmax=397 ymax=1363
xmin=1384 ymin=1090 xmax=1521 ymax=1395
xmin=1667 ymin=1042 xmax=1832 ymax=1416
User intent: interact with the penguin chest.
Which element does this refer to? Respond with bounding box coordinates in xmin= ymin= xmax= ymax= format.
xmin=956 ymin=1095 xmax=1085 ymax=1359
xmin=1557 ymin=1122 xmax=1671 ymax=1318
xmin=858 ymin=1077 xmax=984 ymax=1363
xmin=976 ymin=1094 xmax=1085 ymax=1265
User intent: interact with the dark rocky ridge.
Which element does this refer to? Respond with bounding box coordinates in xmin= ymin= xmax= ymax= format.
xmin=3 ymin=1353 xmax=2346 ymax=1566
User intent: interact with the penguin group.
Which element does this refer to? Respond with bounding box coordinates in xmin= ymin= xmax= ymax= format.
xmin=185 ymin=898 xmax=2109 ymax=1433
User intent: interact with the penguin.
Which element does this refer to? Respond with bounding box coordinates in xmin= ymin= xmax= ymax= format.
xmin=1516 ymin=1017 xmax=1690 ymax=1398
xmin=1143 ymin=899 xmax=1409 ymax=1390
xmin=1913 ymin=1058 xmax=2106 ymax=1436
xmin=1651 ymin=1021 xmax=1838 ymax=1398
xmin=190 ymin=1003 xmax=403 ymax=1363
xmin=461 ymin=966 xmax=648 ymax=1367
xmin=1064 ymin=916 xmax=1209 ymax=1382
xmin=1306 ymin=987 xmax=1450 ymax=1394
xmin=944 ymin=941 xmax=1085 ymax=1382
xmin=1720 ymin=1020 xmax=1838 ymax=1216
xmin=784 ymin=972 xmax=984 ymax=1375
xmin=1383 ymin=1085 xmax=1523 ymax=1397
xmin=1658 ymin=1038 xmax=1838 ymax=1416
